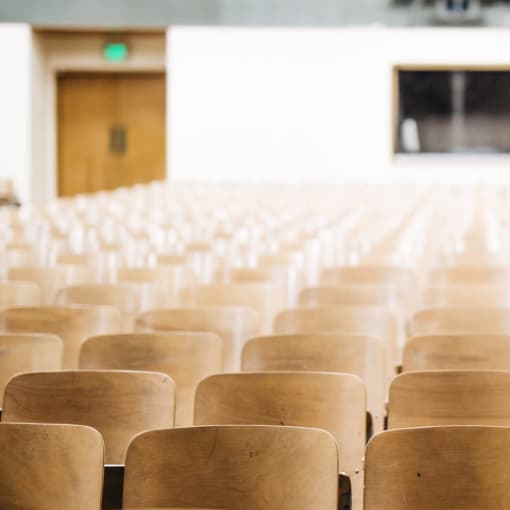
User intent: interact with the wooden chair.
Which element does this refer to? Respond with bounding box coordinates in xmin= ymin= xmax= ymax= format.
xmin=195 ymin=372 xmax=365 ymax=509
xmin=403 ymin=334 xmax=510 ymax=371
xmin=8 ymin=265 xmax=93 ymax=304
xmin=298 ymin=284 xmax=398 ymax=309
xmin=2 ymin=370 xmax=175 ymax=464
xmin=0 ymin=305 xmax=121 ymax=368
xmin=181 ymin=283 xmax=285 ymax=334
xmin=320 ymin=265 xmax=415 ymax=299
xmin=135 ymin=307 xmax=259 ymax=371
xmin=409 ymin=307 xmax=510 ymax=337
xmin=117 ymin=266 xmax=196 ymax=307
xmin=0 ymin=281 xmax=40 ymax=309
xmin=0 ymin=423 xmax=104 ymax=510
xmin=388 ymin=370 xmax=510 ymax=429
xmin=224 ymin=267 xmax=304 ymax=307
xmin=0 ymin=334 xmax=62 ymax=403
xmin=421 ymin=284 xmax=510 ymax=308
xmin=56 ymin=283 xmax=153 ymax=331
xmin=428 ymin=265 xmax=510 ymax=285
xmin=156 ymin=254 xmax=188 ymax=266
xmin=123 ymin=425 xmax=338 ymax=510
xmin=79 ymin=332 xmax=223 ymax=426
xmin=274 ymin=307 xmax=397 ymax=378
xmin=364 ymin=426 xmax=510 ymax=509
xmin=241 ymin=333 xmax=386 ymax=431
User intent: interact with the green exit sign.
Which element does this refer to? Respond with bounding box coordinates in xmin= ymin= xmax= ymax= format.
xmin=104 ymin=42 xmax=129 ymax=62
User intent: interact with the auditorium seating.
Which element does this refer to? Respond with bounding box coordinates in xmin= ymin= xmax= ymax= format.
xmin=241 ymin=333 xmax=386 ymax=432
xmin=123 ymin=425 xmax=339 ymax=510
xmin=274 ymin=306 xmax=398 ymax=380
xmin=135 ymin=307 xmax=259 ymax=371
xmin=387 ymin=370 xmax=510 ymax=429
xmin=2 ymin=370 xmax=175 ymax=463
xmin=0 ymin=305 xmax=121 ymax=367
xmin=80 ymin=332 xmax=223 ymax=425
xmin=0 ymin=282 xmax=41 ymax=308
xmin=194 ymin=371 xmax=365 ymax=508
xmin=0 ymin=423 xmax=104 ymax=510
xmin=0 ymin=334 xmax=62 ymax=402
xmin=403 ymin=334 xmax=510 ymax=371
xmin=364 ymin=426 xmax=510 ymax=509
xmin=2 ymin=181 xmax=510 ymax=508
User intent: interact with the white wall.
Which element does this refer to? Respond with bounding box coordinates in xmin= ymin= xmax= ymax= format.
xmin=0 ymin=23 xmax=32 ymax=203
xmin=5 ymin=26 xmax=510 ymax=205
xmin=168 ymin=27 xmax=510 ymax=182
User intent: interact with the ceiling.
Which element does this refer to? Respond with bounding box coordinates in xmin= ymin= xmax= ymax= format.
xmin=3 ymin=0 xmax=510 ymax=28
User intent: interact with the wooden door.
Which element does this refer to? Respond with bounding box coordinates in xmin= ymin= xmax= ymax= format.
xmin=58 ymin=73 xmax=166 ymax=197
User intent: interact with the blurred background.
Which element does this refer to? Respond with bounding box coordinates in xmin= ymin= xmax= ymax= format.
xmin=3 ymin=0 xmax=510 ymax=204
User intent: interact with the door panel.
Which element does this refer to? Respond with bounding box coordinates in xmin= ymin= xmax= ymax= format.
xmin=58 ymin=73 xmax=166 ymax=197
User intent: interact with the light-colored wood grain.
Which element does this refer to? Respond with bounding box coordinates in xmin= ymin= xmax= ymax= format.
xmin=365 ymin=426 xmax=510 ymax=509
xmin=0 ymin=423 xmax=104 ymax=510
xmin=428 ymin=265 xmax=510 ymax=285
xmin=274 ymin=306 xmax=397 ymax=377
xmin=403 ymin=334 xmax=510 ymax=371
xmin=181 ymin=284 xmax=285 ymax=334
xmin=135 ymin=307 xmax=259 ymax=371
xmin=2 ymin=370 xmax=174 ymax=464
xmin=0 ymin=334 xmax=62 ymax=403
xmin=298 ymin=284 xmax=397 ymax=308
xmin=0 ymin=305 xmax=121 ymax=368
xmin=421 ymin=285 xmax=510 ymax=308
xmin=117 ymin=266 xmax=196 ymax=307
xmin=123 ymin=425 xmax=338 ymax=510
xmin=409 ymin=307 xmax=510 ymax=337
xmin=8 ymin=265 xmax=93 ymax=304
xmin=220 ymin=267 xmax=304 ymax=307
xmin=388 ymin=370 xmax=510 ymax=429
xmin=320 ymin=265 xmax=415 ymax=296
xmin=56 ymin=283 xmax=149 ymax=331
xmin=0 ymin=281 xmax=41 ymax=309
xmin=195 ymin=372 xmax=365 ymax=509
xmin=80 ymin=332 xmax=223 ymax=426
xmin=241 ymin=333 xmax=386 ymax=431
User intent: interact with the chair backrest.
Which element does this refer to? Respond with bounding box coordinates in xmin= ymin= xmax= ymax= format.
xmin=0 ymin=423 xmax=104 ymax=510
xmin=274 ymin=307 xmax=397 ymax=377
xmin=0 ymin=282 xmax=40 ymax=309
xmin=2 ymin=370 xmax=175 ymax=464
xmin=388 ymin=370 xmax=510 ymax=429
xmin=8 ymin=265 xmax=93 ymax=304
xmin=320 ymin=266 xmax=415 ymax=304
xmin=181 ymin=284 xmax=285 ymax=334
xmin=123 ymin=425 xmax=338 ymax=510
xmin=194 ymin=372 xmax=364 ymax=494
xmin=403 ymin=334 xmax=510 ymax=371
xmin=0 ymin=306 xmax=121 ymax=368
xmin=421 ymin=284 xmax=510 ymax=308
xmin=298 ymin=284 xmax=397 ymax=309
xmin=364 ymin=426 xmax=510 ymax=510
xmin=241 ymin=333 xmax=386 ymax=431
xmin=117 ymin=266 xmax=195 ymax=307
xmin=410 ymin=307 xmax=510 ymax=337
xmin=0 ymin=334 xmax=62 ymax=403
xmin=428 ymin=265 xmax=510 ymax=285
xmin=135 ymin=307 xmax=259 ymax=371
xmin=80 ymin=332 xmax=223 ymax=426
xmin=56 ymin=284 xmax=150 ymax=330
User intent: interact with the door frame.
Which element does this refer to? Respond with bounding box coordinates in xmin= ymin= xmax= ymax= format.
xmin=31 ymin=29 xmax=167 ymax=204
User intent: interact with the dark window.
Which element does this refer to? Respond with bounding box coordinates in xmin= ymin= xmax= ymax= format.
xmin=397 ymin=70 xmax=510 ymax=154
